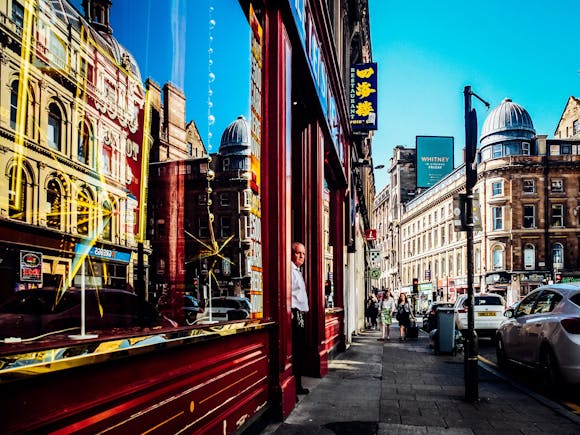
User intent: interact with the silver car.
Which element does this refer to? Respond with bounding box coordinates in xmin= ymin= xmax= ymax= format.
xmin=201 ymin=296 xmax=252 ymax=322
xmin=496 ymin=283 xmax=580 ymax=386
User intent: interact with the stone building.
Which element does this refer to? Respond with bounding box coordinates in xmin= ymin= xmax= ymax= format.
xmin=376 ymin=97 xmax=580 ymax=307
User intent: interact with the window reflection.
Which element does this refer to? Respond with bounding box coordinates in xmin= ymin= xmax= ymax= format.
xmin=0 ymin=0 xmax=258 ymax=349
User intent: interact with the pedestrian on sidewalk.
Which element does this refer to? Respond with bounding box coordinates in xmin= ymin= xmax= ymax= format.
xmin=377 ymin=290 xmax=396 ymax=341
xmin=291 ymin=241 xmax=310 ymax=395
xmin=364 ymin=295 xmax=373 ymax=328
xmin=370 ymin=293 xmax=379 ymax=330
xmin=396 ymin=293 xmax=414 ymax=341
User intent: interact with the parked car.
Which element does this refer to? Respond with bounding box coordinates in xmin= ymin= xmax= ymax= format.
xmin=453 ymin=293 xmax=506 ymax=338
xmin=496 ymin=284 xmax=580 ymax=386
xmin=422 ymin=302 xmax=454 ymax=332
xmin=200 ymin=296 xmax=252 ymax=322
xmin=0 ymin=287 xmax=177 ymax=339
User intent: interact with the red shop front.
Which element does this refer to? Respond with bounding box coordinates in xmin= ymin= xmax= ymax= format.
xmin=0 ymin=0 xmax=361 ymax=433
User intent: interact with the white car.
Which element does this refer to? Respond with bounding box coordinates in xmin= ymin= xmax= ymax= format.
xmin=200 ymin=296 xmax=252 ymax=322
xmin=496 ymin=284 xmax=580 ymax=386
xmin=453 ymin=293 xmax=506 ymax=338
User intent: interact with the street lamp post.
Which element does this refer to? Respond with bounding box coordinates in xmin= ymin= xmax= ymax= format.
xmin=464 ymin=85 xmax=489 ymax=403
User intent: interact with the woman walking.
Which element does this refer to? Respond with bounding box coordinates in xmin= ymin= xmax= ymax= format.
xmin=396 ymin=293 xmax=414 ymax=341
xmin=377 ymin=291 xmax=396 ymax=341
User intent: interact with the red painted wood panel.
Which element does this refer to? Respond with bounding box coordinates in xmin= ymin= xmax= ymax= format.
xmin=324 ymin=311 xmax=342 ymax=354
xmin=0 ymin=328 xmax=271 ymax=434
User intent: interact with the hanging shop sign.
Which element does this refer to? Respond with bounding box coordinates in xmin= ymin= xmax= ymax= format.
xmin=349 ymin=62 xmax=378 ymax=131
xmin=20 ymin=251 xmax=43 ymax=283
xmin=365 ymin=229 xmax=377 ymax=241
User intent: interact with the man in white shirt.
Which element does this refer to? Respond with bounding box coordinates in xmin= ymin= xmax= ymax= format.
xmin=291 ymin=241 xmax=309 ymax=395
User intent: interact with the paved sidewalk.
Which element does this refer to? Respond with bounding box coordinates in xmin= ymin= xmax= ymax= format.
xmin=261 ymin=328 xmax=580 ymax=435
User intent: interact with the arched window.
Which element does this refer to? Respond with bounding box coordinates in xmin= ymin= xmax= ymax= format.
xmin=552 ymin=243 xmax=564 ymax=269
xmin=47 ymin=103 xmax=62 ymax=152
xmin=102 ymin=200 xmax=112 ymax=241
xmin=46 ymin=178 xmax=62 ymax=229
xmin=77 ymin=122 xmax=92 ymax=165
xmin=77 ymin=188 xmax=93 ymax=236
xmin=8 ymin=165 xmax=29 ymax=222
xmin=493 ymin=246 xmax=504 ymax=270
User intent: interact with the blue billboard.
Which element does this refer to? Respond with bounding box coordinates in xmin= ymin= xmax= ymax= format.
xmin=416 ymin=136 xmax=454 ymax=188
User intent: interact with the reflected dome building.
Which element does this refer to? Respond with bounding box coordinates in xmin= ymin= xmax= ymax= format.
xmin=219 ymin=115 xmax=251 ymax=172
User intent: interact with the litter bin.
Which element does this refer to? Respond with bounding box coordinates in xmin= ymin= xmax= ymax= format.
xmin=436 ymin=307 xmax=455 ymax=354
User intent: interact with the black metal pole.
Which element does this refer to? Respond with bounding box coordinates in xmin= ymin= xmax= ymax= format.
xmin=464 ymin=85 xmax=479 ymax=402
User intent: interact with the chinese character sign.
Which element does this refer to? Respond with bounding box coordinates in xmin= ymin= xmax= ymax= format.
xmin=350 ymin=63 xmax=378 ymax=131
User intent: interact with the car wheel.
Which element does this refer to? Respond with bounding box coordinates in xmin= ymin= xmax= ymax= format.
xmin=495 ymin=336 xmax=507 ymax=369
xmin=185 ymin=311 xmax=197 ymax=325
xmin=540 ymin=346 xmax=561 ymax=391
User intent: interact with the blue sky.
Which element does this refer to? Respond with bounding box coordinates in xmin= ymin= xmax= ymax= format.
xmin=71 ymin=0 xmax=580 ymax=192
xmin=71 ymin=0 xmax=250 ymax=153
xmin=369 ymin=0 xmax=580 ymax=190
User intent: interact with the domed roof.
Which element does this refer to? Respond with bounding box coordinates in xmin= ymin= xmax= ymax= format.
xmin=219 ymin=115 xmax=251 ymax=156
xmin=479 ymin=98 xmax=535 ymax=147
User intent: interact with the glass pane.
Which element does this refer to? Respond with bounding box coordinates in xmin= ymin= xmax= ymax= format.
xmin=1 ymin=0 xmax=260 ymax=349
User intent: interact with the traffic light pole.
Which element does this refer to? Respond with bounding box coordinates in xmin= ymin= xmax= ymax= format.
xmin=463 ymin=86 xmax=489 ymax=403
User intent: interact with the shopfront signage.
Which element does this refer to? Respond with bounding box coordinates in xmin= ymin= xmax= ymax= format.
xmin=248 ymin=4 xmax=263 ymax=318
xmin=20 ymin=251 xmax=43 ymax=283
xmin=75 ymin=244 xmax=131 ymax=263
xmin=289 ymin=0 xmax=344 ymax=162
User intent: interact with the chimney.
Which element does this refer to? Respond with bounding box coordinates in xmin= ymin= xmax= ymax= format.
xmin=82 ymin=0 xmax=113 ymax=34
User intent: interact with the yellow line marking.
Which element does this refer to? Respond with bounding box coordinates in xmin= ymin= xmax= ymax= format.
xmin=562 ymin=401 xmax=580 ymax=415
xmin=478 ymin=355 xmax=498 ymax=369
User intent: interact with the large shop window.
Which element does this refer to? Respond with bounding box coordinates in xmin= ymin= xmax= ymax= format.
xmin=0 ymin=0 xmax=258 ymax=358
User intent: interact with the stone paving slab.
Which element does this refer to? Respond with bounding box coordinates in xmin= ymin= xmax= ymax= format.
xmin=260 ymin=329 xmax=580 ymax=435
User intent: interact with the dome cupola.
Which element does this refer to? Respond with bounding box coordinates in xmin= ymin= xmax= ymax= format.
xmin=479 ymin=98 xmax=535 ymax=147
xmin=219 ymin=115 xmax=251 ymax=156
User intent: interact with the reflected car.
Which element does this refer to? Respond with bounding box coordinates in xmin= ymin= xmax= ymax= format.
xmin=422 ymin=302 xmax=454 ymax=332
xmin=183 ymin=295 xmax=201 ymax=325
xmin=200 ymin=296 xmax=252 ymax=322
xmin=496 ymin=284 xmax=580 ymax=386
xmin=453 ymin=294 xmax=506 ymax=338
xmin=0 ymin=287 xmax=177 ymax=339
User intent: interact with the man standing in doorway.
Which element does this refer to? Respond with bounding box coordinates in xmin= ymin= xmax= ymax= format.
xmin=291 ymin=241 xmax=309 ymax=395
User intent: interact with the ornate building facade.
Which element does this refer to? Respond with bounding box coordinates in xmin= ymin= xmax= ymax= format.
xmin=375 ymin=98 xmax=580 ymax=308
xmin=0 ymin=0 xmax=147 ymax=298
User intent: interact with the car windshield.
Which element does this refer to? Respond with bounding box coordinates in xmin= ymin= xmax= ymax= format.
xmin=571 ymin=293 xmax=580 ymax=308
xmin=211 ymin=299 xmax=242 ymax=309
xmin=475 ymin=296 xmax=504 ymax=306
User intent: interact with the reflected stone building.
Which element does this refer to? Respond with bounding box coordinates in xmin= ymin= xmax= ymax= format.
xmin=147 ymin=114 xmax=260 ymax=320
